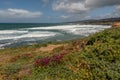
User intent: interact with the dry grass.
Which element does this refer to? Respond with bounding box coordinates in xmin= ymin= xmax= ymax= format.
xmin=39 ymin=44 xmax=63 ymax=52
xmin=0 ymin=54 xmax=11 ymax=65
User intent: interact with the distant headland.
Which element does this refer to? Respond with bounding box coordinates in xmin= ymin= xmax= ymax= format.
xmin=68 ymin=17 xmax=120 ymax=25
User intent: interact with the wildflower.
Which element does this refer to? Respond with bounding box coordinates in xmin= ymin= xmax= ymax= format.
xmin=35 ymin=57 xmax=50 ymax=67
xmin=34 ymin=52 xmax=68 ymax=67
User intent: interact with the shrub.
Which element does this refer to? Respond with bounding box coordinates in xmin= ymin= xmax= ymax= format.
xmin=10 ymin=53 xmax=33 ymax=62
xmin=4 ymin=63 xmax=22 ymax=75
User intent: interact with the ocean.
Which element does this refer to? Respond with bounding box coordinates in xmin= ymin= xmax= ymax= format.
xmin=0 ymin=23 xmax=111 ymax=49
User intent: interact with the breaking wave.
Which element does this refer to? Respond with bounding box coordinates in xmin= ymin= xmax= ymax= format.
xmin=0 ymin=24 xmax=111 ymax=48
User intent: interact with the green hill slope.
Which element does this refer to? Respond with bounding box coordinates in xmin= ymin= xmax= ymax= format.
xmin=0 ymin=27 xmax=120 ymax=80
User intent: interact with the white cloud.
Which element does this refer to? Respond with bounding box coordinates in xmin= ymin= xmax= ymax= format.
xmin=52 ymin=0 xmax=120 ymax=21
xmin=53 ymin=0 xmax=88 ymax=13
xmin=61 ymin=15 xmax=69 ymax=19
xmin=0 ymin=8 xmax=42 ymax=18
xmin=111 ymin=5 xmax=120 ymax=17
xmin=52 ymin=0 xmax=120 ymax=14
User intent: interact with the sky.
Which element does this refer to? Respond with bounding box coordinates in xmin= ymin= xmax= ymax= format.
xmin=0 ymin=0 xmax=120 ymax=23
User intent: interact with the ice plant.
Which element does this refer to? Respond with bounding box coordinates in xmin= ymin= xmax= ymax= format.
xmin=34 ymin=52 xmax=67 ymax=67
xmin=35 ymin=57 xmax=50 ymax=67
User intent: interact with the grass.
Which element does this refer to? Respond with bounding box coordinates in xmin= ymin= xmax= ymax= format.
xmin=0 ymin=27 xmax=120 ymax=80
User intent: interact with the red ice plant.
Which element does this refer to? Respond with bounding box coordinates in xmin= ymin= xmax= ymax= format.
xmin=35 ymin=57 xmax=50 ymax=67
xmin=34 ymin=52 xmax=67 ymax=67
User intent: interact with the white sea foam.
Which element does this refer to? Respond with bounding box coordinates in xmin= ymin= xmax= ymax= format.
xmin=17 ymin=31 xmax=57 ymax=39
xmin=0 ymin=42 xmax=13 ymax=49
xmin=0 ymin=24 xmax=111 ymax=48
xmin=0 ymin=31 xmax=58 ymax=40
xmin=28 ymin=24 xmax=111 ymax=35
xmin=0 ymin=24 xmax=111 ymax=41
xmin=0 ymin=30 xmax=28 ymax=34
xmin=29 ymin=24 xmax=110 ymax=30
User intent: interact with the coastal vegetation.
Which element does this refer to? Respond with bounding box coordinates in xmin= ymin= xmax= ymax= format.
xmin=0 ymin=27 xmax=120 ymax=80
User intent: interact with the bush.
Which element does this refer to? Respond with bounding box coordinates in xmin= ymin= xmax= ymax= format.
xmin=4 ymin=63 xmax=22 ymax=75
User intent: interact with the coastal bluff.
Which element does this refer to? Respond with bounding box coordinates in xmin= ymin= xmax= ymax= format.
xmin=112 ymin=22 xmax=120 ymax=27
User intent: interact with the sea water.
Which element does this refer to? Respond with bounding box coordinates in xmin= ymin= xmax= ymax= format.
xmin=0 ymin=23 xmax=111 ymax=49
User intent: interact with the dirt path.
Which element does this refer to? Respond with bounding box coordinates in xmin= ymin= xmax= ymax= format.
xmin=36 ymin=44 xmax=65 ymax=52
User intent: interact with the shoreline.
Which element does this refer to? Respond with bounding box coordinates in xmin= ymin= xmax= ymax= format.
xmin=0 ymin=21 xmax=119 ymax=51
xmin=0 ymin=22 xmax=117 ymax=52
xmin=0 ymin=23 xmax=111 ymax=50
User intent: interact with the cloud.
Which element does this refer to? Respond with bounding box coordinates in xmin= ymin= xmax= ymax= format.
xmin=112 ymin=5 xmax=120 ymax=17
xmin=52 ymin=0 xmax=120 ymax=14
xmin=86 ymin=5 xmax=120 ymax=19
xmin=95 ymin=5 xmax=120 ymax=19
xmin=61 ymin=15 xmax=70 ymax=19
xmin=0 ymin=8 xmax=42 ymax=18
xmin=52 ymin=0 xmax=88 ymax=13
xmin=85 ymin=0 xmax=120 ymax=9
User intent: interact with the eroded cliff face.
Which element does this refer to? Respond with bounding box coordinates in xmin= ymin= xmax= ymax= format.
xmin=112 ymin=22 xmax=120 ymax=27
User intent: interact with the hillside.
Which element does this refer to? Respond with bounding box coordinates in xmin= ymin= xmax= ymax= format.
xmin=0 ymin=27 xmax=120 ymax=80
xmin=70 ymin=17 xmax=120 ymax=25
